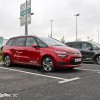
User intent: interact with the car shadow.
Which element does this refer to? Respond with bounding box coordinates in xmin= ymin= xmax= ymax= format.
xmin=1 ymin=64 xmax=83 ymax=74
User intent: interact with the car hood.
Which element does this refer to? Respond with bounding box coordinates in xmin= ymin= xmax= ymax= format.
xmin=50 ymin=46 xmax=80 ymax=53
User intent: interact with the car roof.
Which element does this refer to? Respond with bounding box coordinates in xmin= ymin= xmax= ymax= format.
xmin=66 ymin=41 xmax=90 ymax=43
xmin=9 ymin=35 xmax=37 ymax=39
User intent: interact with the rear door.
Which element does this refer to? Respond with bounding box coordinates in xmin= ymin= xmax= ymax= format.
xmin=14 ymin=37 xmax=27 ymax=63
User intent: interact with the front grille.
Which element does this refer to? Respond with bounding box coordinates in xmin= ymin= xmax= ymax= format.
xmin=59 ymin=62 xmax=67 ymax=65
xmin=71 ymin=61 xmax=81 ymax=65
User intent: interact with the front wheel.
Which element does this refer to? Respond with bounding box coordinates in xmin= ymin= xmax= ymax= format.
xmin=42 ymin=56 xmax=55 ymax=72
xmin=95 ymin=55 xmax=100 ymax=64
xmin=4 ymin=55 xmax=12 ymax=67
xmin=68 ymin=67 xmax=74 ymax=70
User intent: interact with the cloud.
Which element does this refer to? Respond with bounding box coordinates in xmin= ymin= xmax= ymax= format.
xmin=0 ymin=0 xmax=100 ymax=43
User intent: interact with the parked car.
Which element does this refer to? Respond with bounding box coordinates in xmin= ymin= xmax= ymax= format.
xmin=2 ymin=36 xmax=82 ymax=72
xmin=66 ymin=41 xmax=100 ymax=64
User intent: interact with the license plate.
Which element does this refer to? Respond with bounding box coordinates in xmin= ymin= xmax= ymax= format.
xmin=75 ymin=58 xmax=81 ymax=62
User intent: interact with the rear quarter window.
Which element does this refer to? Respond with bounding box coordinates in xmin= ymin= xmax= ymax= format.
xmin=6 ymin=38 xmax=15 ymax=46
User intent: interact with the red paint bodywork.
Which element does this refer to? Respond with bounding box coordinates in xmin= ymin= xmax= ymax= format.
xmin=2 ymin=36 xmax=82 ymax=69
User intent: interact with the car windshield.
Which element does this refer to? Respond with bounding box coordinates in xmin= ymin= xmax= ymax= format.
xmin=91 ymin=42 xmax=100 ymax=49
xmin=38 ymin=37 xmax=66 ymax=46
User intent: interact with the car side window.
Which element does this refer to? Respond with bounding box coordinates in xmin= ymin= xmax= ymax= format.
xmin=82 ymin=43 xmax=92 ymax=50
xmin=65 ymin=43 xmax=71 ymax=46
xmin=70 ymin=42 xmax=81 ymax=49
xmin=6 ymin=38 xmax=15 ymax=46
xmin=15 ymin=38 xmax=26 ymax=46
xmin=91 ymin=43 xmax=99 ymax=50
xmin=36 ymin=38 xmax=48 ymax=47
xmin=26 ymin=37 xmax=37 ymax=46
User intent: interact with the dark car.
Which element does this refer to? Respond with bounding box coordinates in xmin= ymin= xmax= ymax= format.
xmin=2 ymin=36 xmax=82 ymax=72
xmin=66 ymin=41 xmax=100 ymax=64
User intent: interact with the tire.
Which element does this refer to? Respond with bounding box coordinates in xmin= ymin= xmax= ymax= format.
xmin=68 ymin=67 xmax=74 ymax=70
xmin=42 ymin=56 xmax=55 ymax=72
xmin=4 ymin=55 xmax=12 ymax=67
xmin=95 ymin=55 xmax=100 ymax=64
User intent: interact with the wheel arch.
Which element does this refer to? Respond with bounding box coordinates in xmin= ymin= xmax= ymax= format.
xmin=41 ymin=55 xmax=56 ymax=66
xmin=93 ymin=54 xmax=100 ymax=61
xmin=3 ymin=53 xmax=13 ymax=63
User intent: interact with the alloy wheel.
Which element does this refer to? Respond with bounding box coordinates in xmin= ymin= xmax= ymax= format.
xmin=4 ymin=55 xmax=12 ymax=67
xmin=42 ymin=57 xmax=55 ymax=72
xmin=96 ymin=55 xmax=100 ymax=64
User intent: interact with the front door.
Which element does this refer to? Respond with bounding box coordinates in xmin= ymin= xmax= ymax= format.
xmin=25 ymin=37 xmax=40 ymax=65
xmin=81 ymin=42 xmax=94 ymax=61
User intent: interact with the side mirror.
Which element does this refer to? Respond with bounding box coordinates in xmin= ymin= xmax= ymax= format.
xmin=32 ymin=44 xmax=39 ymax=49
xmin=89 ymin=48 xmax=93 ymax=51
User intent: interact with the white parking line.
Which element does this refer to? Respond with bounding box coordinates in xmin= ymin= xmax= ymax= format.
xmin=58 ymin=77 xmax=80 ymax=83
xmin=0 ymin=67 xmax=80 ymax=84
xmin=76 ymin=68 xmax=100 ymax=73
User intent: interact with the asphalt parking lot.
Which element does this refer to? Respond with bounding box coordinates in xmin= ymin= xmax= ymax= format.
xmin=0 ymin=63 xmax=100 ymax=100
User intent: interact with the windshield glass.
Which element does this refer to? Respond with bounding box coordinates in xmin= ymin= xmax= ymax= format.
xmin=38 ymin=37 xmax=66 ymax=46
xmin=90 ymin=42 xmax=100 ymax=49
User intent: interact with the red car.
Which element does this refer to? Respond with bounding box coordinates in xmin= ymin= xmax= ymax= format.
xmin=2 ymin=36 xmax=82 ymax=72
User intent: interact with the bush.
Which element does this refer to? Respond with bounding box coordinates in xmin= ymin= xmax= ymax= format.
xmin=0 ymin=51 xmax=2 ymax=55
xmin=0 ymin=51 xmax=2 ymax=61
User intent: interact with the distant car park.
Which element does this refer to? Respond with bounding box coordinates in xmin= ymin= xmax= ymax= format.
xmin=66 ymin=41 xmax=100 ymax=64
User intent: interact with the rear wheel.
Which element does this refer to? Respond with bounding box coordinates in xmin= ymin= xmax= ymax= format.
xmin=42 ymin=56 xmax=55 ymax=72
xmin=4 ymin=55 xmax=12 ymax=67
xmin=95 ymin=55 xmax=100 ymax=64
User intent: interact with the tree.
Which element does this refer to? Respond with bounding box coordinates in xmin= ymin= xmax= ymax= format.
xmin=61 ymin=36 xmax=65 ymax=44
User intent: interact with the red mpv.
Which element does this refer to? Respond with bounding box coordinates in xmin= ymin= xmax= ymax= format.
xmin=2 ymin=36 xmax=82 ymax=72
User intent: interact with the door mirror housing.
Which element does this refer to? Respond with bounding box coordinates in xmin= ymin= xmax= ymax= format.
xmin=87 ymin=47 xmax=93 ymax=51
xmin=89 ymin=48 xmax=93 ymax=51
xmin=32 ymin=44 xmax=39 ymax=49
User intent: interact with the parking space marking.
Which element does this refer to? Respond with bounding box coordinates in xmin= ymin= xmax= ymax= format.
xmin=0 ymin=67 xmax=80 ymax=84
xmin=58 ymin=77 xmax=80 ymax=83
xmin=76 ymin=68 xmax=100 ymax=73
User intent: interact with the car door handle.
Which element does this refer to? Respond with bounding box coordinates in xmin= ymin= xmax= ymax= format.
xmin=16 ymin=51 xmax=23 ymax=54
xmin=10 ymin=48 xmax=15 ymax=50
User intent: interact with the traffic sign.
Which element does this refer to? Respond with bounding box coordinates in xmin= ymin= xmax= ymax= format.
xmin=20 ymin=8 xmax=31 ymax=17
xmin=20 ymin=0 xmax=31 ymax=26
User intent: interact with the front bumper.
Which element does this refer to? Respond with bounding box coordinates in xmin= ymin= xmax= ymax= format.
xmin=54 ymin=55 xmax=82 ymax=69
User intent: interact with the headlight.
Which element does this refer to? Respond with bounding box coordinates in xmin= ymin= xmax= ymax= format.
xmin=55 ymin=51 xmax=68 ymax=58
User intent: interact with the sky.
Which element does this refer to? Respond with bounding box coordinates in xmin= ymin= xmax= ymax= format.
xmin=0 ymin=0 xmax=100 ymax=43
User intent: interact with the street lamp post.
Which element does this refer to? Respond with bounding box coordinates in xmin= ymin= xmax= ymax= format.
xmin=74 ymin=14 xmax=80 ymax=41
xmin=50 ymin=20 xmax=53 ymax=38
xmin=97 ymin=30 xmax=99 ymax=43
